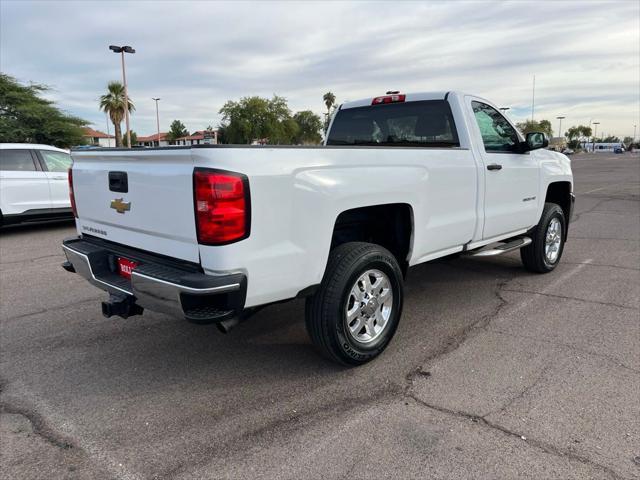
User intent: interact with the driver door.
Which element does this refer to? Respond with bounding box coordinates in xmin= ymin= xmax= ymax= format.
xmin=468 ymin=99 xmax=540 ymax=239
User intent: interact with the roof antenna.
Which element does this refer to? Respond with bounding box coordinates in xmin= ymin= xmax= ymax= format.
xmin=386 ymin=90 xmax=400 ymax=95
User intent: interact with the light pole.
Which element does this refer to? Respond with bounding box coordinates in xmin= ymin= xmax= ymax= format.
xmin=634 ymin=124 xmax=637 ymax=142
xmin=152 ymin=98 xmax=161 ymax=146
xmin=531 ymin=74 xmax=536 ymax=122
xmin=592 ymin=122 xmax=600 ymax=152
xmin=556 ymin=116 xmax=565 ymax=139
xmin=109 ymin=45 xmax=135 ymax=148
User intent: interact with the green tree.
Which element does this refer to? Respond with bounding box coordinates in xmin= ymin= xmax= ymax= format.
xmin=167 ymin=120 xmax=189 ymax=142
xmin=129 ymin=130 xmax=138 ymax=145
xmin=99 ymin=81 xmax=134 ymax=147
xmin=216 ymin=125 xmax=227 ymax=144
xmin=293 ymin=110 xmax=323 ymax=144
xmin=322 ymin=91 xmax=336 ymax=131
xmin=565 ymin=126 xmax=579 ymax=141
xmin=623 ymin=136 xmax=633 ymax=147
xmin=516 ymin=119 xmax=553 ymax=137
xmin=565 ymin=125 xmax=592 ymax=149
xmin=219 ymin=95 xmax=298 ymax=144
xmin=538 ymin=120 xmax=553 ymax=137
xmin=0 ymin=73 xmax=88 ymax=148
xmin=602 ymin=135 xmax=620 ymax=143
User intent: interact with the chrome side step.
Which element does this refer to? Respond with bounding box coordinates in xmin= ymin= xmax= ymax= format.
xmin=469 ymin=237 xmax=532 ymax=257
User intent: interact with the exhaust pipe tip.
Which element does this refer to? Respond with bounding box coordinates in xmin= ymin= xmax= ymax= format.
xmin=61 ymin=260 xmax=76 ymax=273
xmin=216 ymin=316 xmax=240 ymax=334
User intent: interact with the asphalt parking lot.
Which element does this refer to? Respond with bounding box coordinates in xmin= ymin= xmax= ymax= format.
xmin=1 ymin=152 xmax=638 ymax=480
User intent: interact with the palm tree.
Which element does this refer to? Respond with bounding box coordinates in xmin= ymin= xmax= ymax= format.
xmin=99 ymin=81 xmax=134 ymax=147
xmin=323 ymin=91 xmax=336 ymax=117
xmin=322 ymin=92 xmax=336 ymax=132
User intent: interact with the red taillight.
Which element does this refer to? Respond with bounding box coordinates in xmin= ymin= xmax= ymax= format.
xmin=371 ymin=94 xmax=406 ymax=105
xmin=68 ymin=168 xmax=78 ymax=218
xmin=193 ymin=169 xmax=250 ymax=245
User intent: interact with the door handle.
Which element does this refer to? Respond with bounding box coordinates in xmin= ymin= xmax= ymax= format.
xmin=487 ymin=164 xmax=502 ymax=171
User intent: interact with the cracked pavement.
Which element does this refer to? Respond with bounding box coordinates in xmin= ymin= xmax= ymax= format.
xmin=1 ymin=152 xmax=639 ymax=479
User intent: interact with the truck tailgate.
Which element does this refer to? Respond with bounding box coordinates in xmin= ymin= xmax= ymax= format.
xmin=71 ymin=149 xmax=200 ymax=263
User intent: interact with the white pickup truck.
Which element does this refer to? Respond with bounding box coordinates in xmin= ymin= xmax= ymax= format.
xmin=62 ymin=91 xmax=574 ymax=365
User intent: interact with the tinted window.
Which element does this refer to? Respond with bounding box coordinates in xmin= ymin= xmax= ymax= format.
xmin=0 ymin=149 xmax=37 ymax=171
xmin=40 ymin=150 xmax=71 ymax=172
xmin=327 ymin=100 xmax=459 ymax=147
xmin=472 ymin=101 xmax=520 ymax=152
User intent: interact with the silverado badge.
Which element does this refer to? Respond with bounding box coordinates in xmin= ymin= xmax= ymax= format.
xmin=110 ymin=198 xmax=131 ymax=214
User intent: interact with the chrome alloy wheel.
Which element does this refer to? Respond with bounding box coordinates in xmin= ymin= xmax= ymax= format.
xmin=545 ymin=217 xmax=562 ymax=264
xmin=344 ymin=269 xmax=393 ymax=344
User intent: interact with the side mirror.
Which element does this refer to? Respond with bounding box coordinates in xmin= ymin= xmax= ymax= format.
xmin=524 ymin=132 xmax=549 ymax=151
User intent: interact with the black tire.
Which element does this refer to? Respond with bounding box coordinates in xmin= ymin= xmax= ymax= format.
xmin=305 ymin=242 xmax=404 ymax=366
xmin=520 ymin=203 xmax=566 ymax=273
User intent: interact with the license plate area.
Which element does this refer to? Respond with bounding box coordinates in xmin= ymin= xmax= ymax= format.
xmin=117 ymin=257 xmax=139 ymax=280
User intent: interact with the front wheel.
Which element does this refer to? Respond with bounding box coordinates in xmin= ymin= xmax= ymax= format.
xmin=521 ymin=203 xmax=566 ymax=273
xmin=305 ymin=242 xmax=404 ymax=366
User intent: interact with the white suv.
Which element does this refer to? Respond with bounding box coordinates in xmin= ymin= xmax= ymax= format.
xmin=0 ymin=143 xmax=73 ymax=225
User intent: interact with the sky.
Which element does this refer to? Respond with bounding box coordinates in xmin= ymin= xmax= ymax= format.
xmin=1 ymin=0 xmax=639 ymax=139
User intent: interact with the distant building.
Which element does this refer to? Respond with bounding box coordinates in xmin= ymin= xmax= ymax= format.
xmin=83 ymin=127 xmax=115 ymax=147
xmin=136 ymin=132 xmax=170 ymax=147
xmin=580 ymin=142 xmax=625 ymax=153
xmin=174 ymin=130 xmax=219 ymax=146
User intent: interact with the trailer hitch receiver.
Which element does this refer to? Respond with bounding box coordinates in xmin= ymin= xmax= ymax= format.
xmin=101 ymin=294 xmax=144 ymax=319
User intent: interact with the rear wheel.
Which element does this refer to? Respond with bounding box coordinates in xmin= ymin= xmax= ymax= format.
xmin=305 ymin=242 xmax=404 ymax=365
xmin=521 ymin=203 xmax=566 ymax=273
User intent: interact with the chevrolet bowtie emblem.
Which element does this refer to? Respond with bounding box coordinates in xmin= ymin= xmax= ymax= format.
xmin=110 ymin=198 xmax=131 ymax=214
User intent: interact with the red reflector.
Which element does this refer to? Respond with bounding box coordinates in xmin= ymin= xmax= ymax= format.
xmin=68 ymin=168 xmax=78 ymax=218
xmin=117 ymin=257 xmax=138 ymax=280
xmin=372 ymin=94 xmax=406 ymax=105
xmin=193 ymin=169 xmax=249 ymax=245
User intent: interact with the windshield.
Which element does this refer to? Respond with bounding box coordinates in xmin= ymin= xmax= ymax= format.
xmin=327 ymin=100 xmax=459 ymax=147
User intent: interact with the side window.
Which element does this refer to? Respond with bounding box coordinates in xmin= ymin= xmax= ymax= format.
xmin=0 ymin=150 xmax=37 ymax=171
xmin=472 ymin=101 xmax=520 ymax=152
xmin=40 ymin=150 xmax=72 ymax=172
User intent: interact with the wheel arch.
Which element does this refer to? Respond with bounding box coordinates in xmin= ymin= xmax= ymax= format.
xmin=328 ymin=203 xmax=414 ymax=276
xmin=544 ymin=181 xmax=573 ymax=237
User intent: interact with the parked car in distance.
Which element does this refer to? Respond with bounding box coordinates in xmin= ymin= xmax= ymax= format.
xmin=561 ymin=148 xmax=574 ymax=155
xmin=62 ymin=91 xmax=574 ymax=365
xmin=73 ymin=145 xmax=98 ymax=150
xmin=614 ymin=147 xmax=624 ymax=154
xmin=0 ymin=143 xmax=73 ymax=225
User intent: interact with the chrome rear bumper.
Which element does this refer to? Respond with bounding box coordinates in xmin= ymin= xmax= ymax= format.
xmin=62 ymin=237 xmax=246 ymax=323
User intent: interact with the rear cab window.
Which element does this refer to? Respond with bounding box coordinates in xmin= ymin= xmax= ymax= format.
xmin=327 ymin=100 xmax=459 ymax=147
xmin=0 ymin=149 xmax=38 ymax=171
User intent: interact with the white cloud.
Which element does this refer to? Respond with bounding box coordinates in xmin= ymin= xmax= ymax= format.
xmin=1 ymin=0 xmax=638 ymax=138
